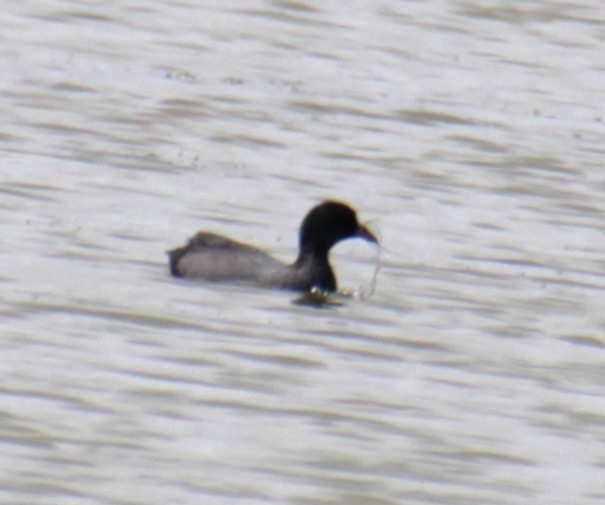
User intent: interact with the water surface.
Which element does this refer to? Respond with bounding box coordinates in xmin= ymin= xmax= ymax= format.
xmin=1 ymin=1 xmax=605 ymax=504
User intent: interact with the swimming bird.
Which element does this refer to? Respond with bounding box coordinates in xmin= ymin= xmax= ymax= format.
xmin=168 ymin=200 xmax=377 ymax=292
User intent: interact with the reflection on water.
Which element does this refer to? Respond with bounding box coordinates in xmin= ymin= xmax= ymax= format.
xmin=1 ymin=0 xmax=605 ymax=504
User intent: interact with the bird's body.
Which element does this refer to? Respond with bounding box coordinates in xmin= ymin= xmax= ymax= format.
xmin=168 ymin=201 xmax=377 ymax=292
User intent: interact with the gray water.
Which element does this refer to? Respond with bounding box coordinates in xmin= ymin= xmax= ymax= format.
xmin=2 ymin=1 xmax=605 ymax=504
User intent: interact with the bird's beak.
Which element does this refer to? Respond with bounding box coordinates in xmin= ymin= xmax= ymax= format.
xmin=357 ymin=224 xmax=379 ymax=244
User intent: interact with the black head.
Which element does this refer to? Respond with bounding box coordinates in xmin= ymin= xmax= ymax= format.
xmin=298 ymin=201 xmax=378 ymax=257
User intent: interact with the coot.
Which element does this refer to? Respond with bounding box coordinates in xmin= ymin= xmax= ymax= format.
xmin=168 ymin=201 xmax=378 ymax=292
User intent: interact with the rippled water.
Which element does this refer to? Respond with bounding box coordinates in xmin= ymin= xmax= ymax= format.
xmin=2 ymin=1 xmax=605 ymax=504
